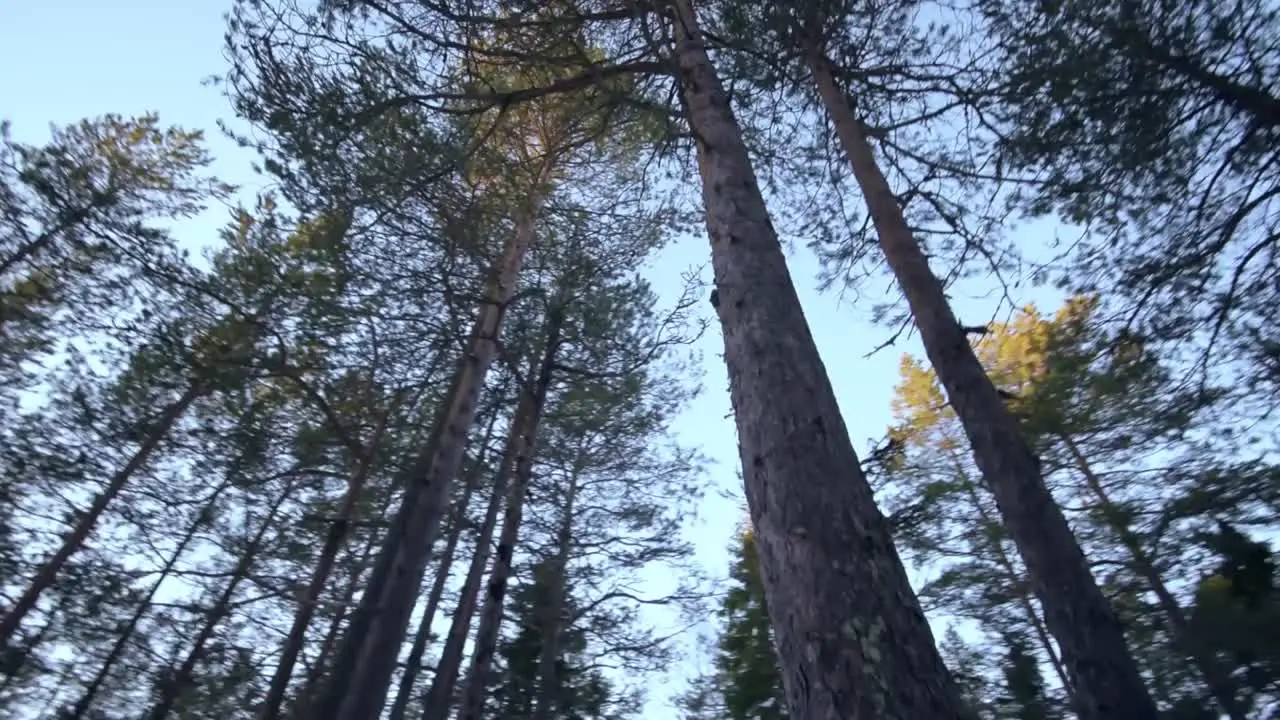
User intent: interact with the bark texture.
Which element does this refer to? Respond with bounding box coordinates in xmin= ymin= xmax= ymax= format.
xmin=804 ymin=47 xmax=1158 ymax=720
xmin=666 ymin=2 xmax=970 ymax=717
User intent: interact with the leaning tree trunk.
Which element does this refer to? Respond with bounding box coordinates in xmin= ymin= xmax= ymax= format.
xmin=259 ymin=405 xmax=394 ymax=720
xmin=948 ymin=453 xmax=1074 ymax=702
xmin=430 ymin=307 xmax=563 ymax=720
xmin=661 ymin=2 xmax=969 ymax=718
xmin=68 ymin=484 xmax=229 ymax=719
xmin=417 ymin=450 xmax=510 ymax=720
xmin=293 ymin=487 xmax=398 ymax=718
xmin=386 ymin=412 xmax=498 ymax=720
xmin=1060 ymin=435 xmax=1244 ymax=719
xmin=0 ymin=383 xmax=202 ymax=648
xmin=315 ymin=160 xmax=553 ymax=720
xmin=803 ymin=45 xmax=1159 ymax=719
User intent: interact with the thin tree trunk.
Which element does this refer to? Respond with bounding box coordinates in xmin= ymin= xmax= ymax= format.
xmin=259 ymin=406 xmax=394 ymax=720
xmin=0 ymin=383 xmax=202 ymax=648
xmin=1060 ymin=435 xmax=1245 ymax=720
xmin=948 ymin=452 xmax=1074 ymax=701
xmin=804 ymin=46 xmax=1158 ymax=719
xmin=68 ymin=486 xmax=226 ymax=719
xmin=418 ymin=453 xmax=509 ymax=720
xmin=387 ymin=414 xmax=498 ymax=720
xmin=294 ymin=489 xmax=395 ymax=717
xmin=663 ymin=2 xmax=969 ymax=718
xmin=531 ymin=470 xmax=578 ymax=720
xmin=317 ymin=166 xmax=552 ymax=720
xmin=429 ymin=308 xmax=563 ymax=720
xmin=147 ymin=478 xmax=295 ymax=720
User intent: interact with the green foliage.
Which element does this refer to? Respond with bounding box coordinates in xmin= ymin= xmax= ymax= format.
xmin=996 ymin=634 xmax=1058 ymax=720
xmin=677 ymin=526 xmax=787 ymax=720
xmin=1187 ymin=525 xmax=1280 ymax=707
xmin=0 ymin=114 xmax=226 ymax=398
xmin=490 ymin=558 xmax=620 ymax=720
xmin=714 ymin=528 xmax=788 ymax=720
xmin=879 ymin=294 xmax=1280 ymax=715
xmin=981 ymin=0 xmax=1280 ymax=403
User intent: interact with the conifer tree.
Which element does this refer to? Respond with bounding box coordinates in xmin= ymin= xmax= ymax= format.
xmin=978 ymin=0 xmax=1280 ymax=407
xmin=880 ymin=296 xmax=1280 ymax=717
xmin=714 ymin=526 xmax=787 ymax=720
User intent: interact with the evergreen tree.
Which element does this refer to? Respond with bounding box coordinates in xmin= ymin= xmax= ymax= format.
xmin=714 ymin=527 xmax=787 ymax=720
xmin=979 ymin=0 xmax=1280 ymax=409
xmin=490 ymin=557 xmax=619 ymax=720
xmin=996 ymin=633 xmax=1058 ymax=720
xmin=225 ymin=3 xmax=970 ymax=715
xmin=879 ymin=295 xmax=1280 ymax=717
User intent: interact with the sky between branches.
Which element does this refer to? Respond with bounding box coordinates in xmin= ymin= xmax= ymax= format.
xmin=0 ymin=0 xmax=1069 ymax=715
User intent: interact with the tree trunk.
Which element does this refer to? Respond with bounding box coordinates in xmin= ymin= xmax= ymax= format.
xmin=949 ymin=452 xmax=1074 ymax=702
xmin=68 ymin=486 xmax=226 ymax=719
xmin=428 ymin=307 xmax=563 ymax=720
xmin=386 ymin=415 xmax=497 ymax=720
xmin=0 ymin=383 xmax=202 ymax=648
xmin=804 ymin=47 xmax=1158 ymax=719
xmin=147 ymin=478 xmax=294 ymax=720
xmin=259 ymin=406 xmax=394 ymax=720
xmin=1060 ymin=434 xmax=1245 ymax=720
xmin=661 ymin=3 xmax=969 ymax=718
xmin=315 ymin=162 xmax=552 ymax=720
xmin=531 ymin=469 xmax=578 ymax=720
xmin=294 ymin=489 xmax=395 ymax=718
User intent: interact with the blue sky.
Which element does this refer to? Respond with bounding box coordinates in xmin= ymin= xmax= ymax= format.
xmin=1 ymin=0 xmax=1067 ymax=715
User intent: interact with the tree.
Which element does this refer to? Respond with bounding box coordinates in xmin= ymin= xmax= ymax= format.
xmin=996 ymin=633 xmax=1058 ymax=720
xmin=879 ymin=295 xmax=1280 ymax=717
xmin=663 ymin=1 xmax=970 ymax=714
xmin=0 ymin=114 xmax=227 ymax=404
xmin=488 ymin=557 xmax=621 ymax=720
xmin=793 ymin=13 xmax=1155 ymax=716
xmin=979 ymin=0 xmax=1280 ymax=409
xmin=714 ymin=526 xmax=787 ymax=720
xmin=1187 ymin=525 xmax=1280 ymax=713
xmin=223 ymin=0 xmax=974 ymax=715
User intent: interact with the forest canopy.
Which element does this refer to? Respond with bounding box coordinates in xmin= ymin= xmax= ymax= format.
xmin=1 ymin=0 xmax=1276 ymax=719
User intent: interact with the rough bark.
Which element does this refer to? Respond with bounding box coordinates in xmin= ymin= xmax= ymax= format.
xmin=428 ymin=307 xmax=563 ymax=720
xmin=804 ymin=46 xmax=1158 ymax=719
xmin=0 ymin=383 xmax=202 ymax=648
xmin=315 ymin=165 xmax=551 ymax=720
xmin=665 ymin=2 xmax=969 ymax=717
xmin=1060 ymin=435 xmax=1244 ymax=719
